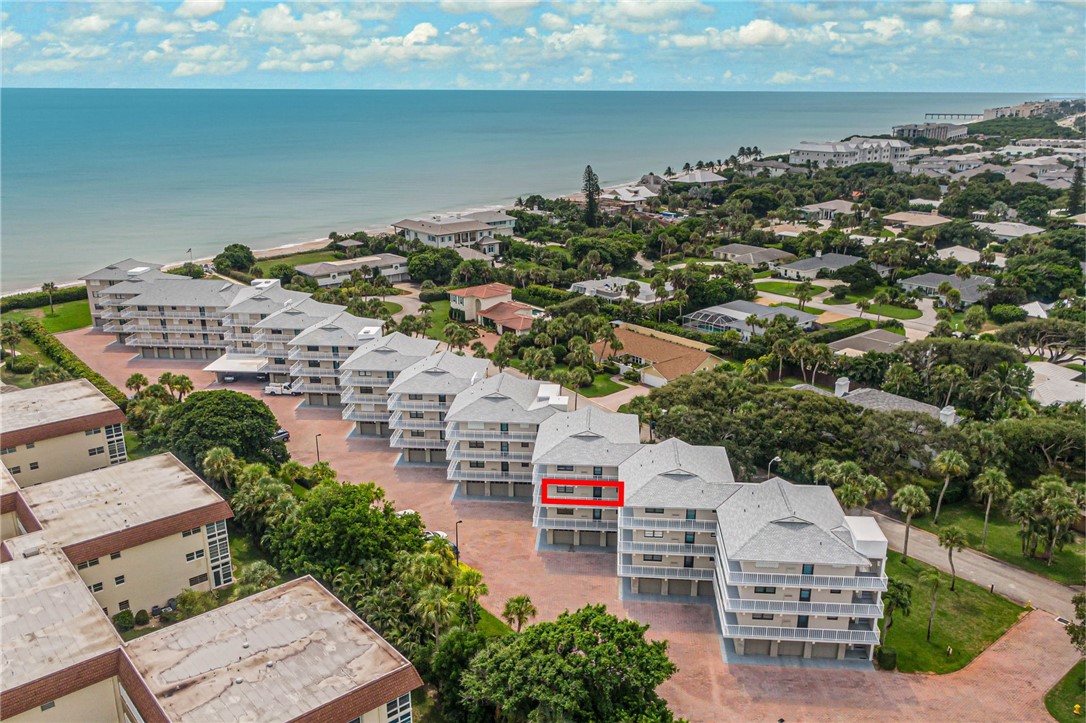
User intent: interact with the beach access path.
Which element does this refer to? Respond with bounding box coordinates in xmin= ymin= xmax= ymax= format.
xmin=57 ymin=325 xmax=1081 ymax=722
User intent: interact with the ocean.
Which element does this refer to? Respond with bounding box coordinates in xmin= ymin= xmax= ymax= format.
xmin=0 ymin=89 xmax=1043 ymax=292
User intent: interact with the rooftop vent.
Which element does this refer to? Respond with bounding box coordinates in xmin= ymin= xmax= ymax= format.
xmin=21 ymin=547 xmax=41 ymax=558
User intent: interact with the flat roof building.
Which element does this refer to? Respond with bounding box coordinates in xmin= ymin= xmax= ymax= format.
xmin=0 ymin=380 xmax=128 ymax=486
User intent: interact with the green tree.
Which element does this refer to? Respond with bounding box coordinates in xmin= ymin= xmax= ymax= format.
xmin=582 ymin=165 xmax=601 ymax=228
xmin=1066 ymin=592 xmax=1086 ymax=656
xmin=454 ymin=568 xmax=490 ymax=631
xmin=407 ymin=248 xmax=463 ymax=285
xmin=125 ymin=373 xmax=149 ymax=395
xmin=158 ymin=372 xmax=175 ymax=397
xmin=41 ymin=281 xmax=58 ymax=315
xmin=171 ymin=374 xmax=194 ymax=401
xmin=234 ymin=561 xmax=280 ymax=598
xmin=430 ymin=629 xmax=492 ymax=722
xmin=462 ymin=605 xmax=679 ymax=722
xmin=1015 ymin=195 xmax=1050 ymax=226
xmin=880 ymin=578 xmax=912 ymax=646
xmin=414 ymin=583 xmax=457 ymax=643
xmin=200 ymin=446 xmax=238 ymax=489
xmin=31 ymin=365 xmax=70 ymax=385
xmin=492 ymin=333 xmax=518 ymax=372
xmin=501 ymin=594 xmax=538 ymax=633
xmin=444 ymin=322 xmax=476 ymax=352
xmin=972 ymin=468 xmax=1013 ymax=547
xmin=937 ymin=525 xmax=967 ymax=590
xmin=1068 ymin=166 xmax=1085 ymax=215
xmin=174 ymin=589 xmax=218 ymax=620
xmin=213 ymin=243 xmax=256 ymax=273
xmin=931 ymin=450 xmax=969 ymax=524
xmin=892 ymin=485 xmax=931 ymax=564
xmin=793 ymin=281 xmax=816 ymax=311
xmin=1 ymin=321 xmax=21 ymax=359
xmin=920 ymin=568 xmax=941 ymax=642
xmin=962 ymin=305 xmax=987 ymax=336
xmin=152 ymin=390 xmax=284 ymax=469
xmin=268 ymin=263 xmax=297 ymax=284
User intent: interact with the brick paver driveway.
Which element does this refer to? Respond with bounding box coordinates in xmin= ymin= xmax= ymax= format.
xmin=59 ymin=326 xmax=1081 ymax=722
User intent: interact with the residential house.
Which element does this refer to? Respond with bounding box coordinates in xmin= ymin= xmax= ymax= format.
xmin=339 ymin=332 xmax=441 ymax=436
xmin=1025 ymin=362 xmax=1086 ymax=407
xmin=393 ymin=210 xmax=515 ymax=250
xmin=796 ymin=378 xmax=959 ymax=425
xmin=294 ymin=253 xmax=409 ymax=287
xmin=670 ymin=170 xmax=725 ymax=186
xmin=591 ymin=323 xmax=722 ymax=387
xmin=898 ymin=272 xmax=994 ymax=307
xmin=797 ymin=200 xmax=856 ymax=222
xmin=600 ymin=185 xmax=658 ymax=212
xmin=81 ymin=259 xmax=171 ymax=329
xmin=971 ymin=221 xmax=1045 ymax=241
xmin=777 ymin=253 xmax=885 ymax=281
xmin=1019 ymin=300 xmax=1051 ymax=319
xmin=743 ymin=160 xmax=802 ymax=177
xmin=477 ymin=300 xmax=541 ymax=336
xmin=386 ymin=352 xmax=491 ymax=464
xmin=936 ymin=245 xmax=1005 ymax=268
xmin=445 ymin=373 xmax=569 ymax=498
xmin=569 ymin=276 xmax=672 ymax=305
xmin=449 ymin=282 xmax=515 ymax=322
xmin=712 ymin=243 xmax=796 ymax=267
xmin=0 ymin=380 xmax=127 ymax=486
xmin=882 ymin=211 xmax=953 ymax=231
xmin=683 ymin=300 xmax=818 ymax=340
xmin=287 ymin=311 xmax=385 ymax=406
xmin=826 ymin=329 xmax=906 ymax=357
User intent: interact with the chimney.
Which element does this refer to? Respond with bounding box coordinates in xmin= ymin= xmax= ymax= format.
xmin=815 ymin=249 xmax=823 ymax=258
xmin=835 ymin=377 xmax=850 ymax=398
xmin=939 ymin=406 xmax=958 ymax=426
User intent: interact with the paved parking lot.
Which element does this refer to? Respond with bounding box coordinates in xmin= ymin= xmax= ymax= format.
xmin=59 ymin=326 xmax=1080 ymax=722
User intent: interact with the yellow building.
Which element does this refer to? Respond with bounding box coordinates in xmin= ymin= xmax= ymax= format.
xmin=0 ymin=379 xmax=128 ymax=487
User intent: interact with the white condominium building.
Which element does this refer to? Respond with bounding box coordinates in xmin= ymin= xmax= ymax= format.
xmin=789 ymin=138 xmax=910 ymax=168
xmin=531 ymin=407 xmax=642 ymax=547
xmin=287 ymin=311 xmax=384 ymax=407
xmin=97 ymin=275 xmax=190 ymax=342
xmin=340 ymin=333 xmax=441 ymax=436
xmin=219 ymin=282 xmax=311 ymax=357
xmin=445 ymin=373 xmax=569 ymax=499
xmin=250 ymin=296 xmax=356 ymax=383
xmin=392 ymin=210 xmax=516 ymax=250
xmin=386 ymin=352 xmax=490 ymax=465
xmin=81 ymin=258 xmax=172 ymax=329
xmin=713 ymin=477 xmax=887 ymax=661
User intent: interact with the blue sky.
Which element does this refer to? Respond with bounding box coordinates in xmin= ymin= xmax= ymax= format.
xmin=1 ymin=1 xmax=1082 ymax=91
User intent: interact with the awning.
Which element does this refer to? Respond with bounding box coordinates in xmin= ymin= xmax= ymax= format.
xmin=202 ymin=354 xmax=268 ymax=374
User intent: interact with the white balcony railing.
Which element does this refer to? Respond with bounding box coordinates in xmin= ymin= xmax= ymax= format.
xmin=290 ymin=361 xmax=339 ymax=378
xmin=447 ymin=463 xmax=533 ymax=483
xmin=387 ymin=398 xmax=448 ymax=412
xmin=288 ymin=348 xmax=355 ymax=361
xmin=341 ymin=374 xmax=395 ymax=386
xmin=619 ymin=515 xmax=718 ymax=532
xmin=617 ymin=564 xmax=715 ymax=581
xmin=125 ymin=336 xmax=226 ymax=349
xmin=121 ymin=309 xmax=224 ymax=320
xmin=618 ymin=540 xmax=717 ymax=556
xmin=389 ymin=411 xmax=446 ymax=430
xmin=390 ymin=429 xmax=447 ymax=449
xmin=718 ymin=623 xmax=879 ymax=645
xmin=719 ymin=595 xmax=883 ymax=618
xmin=445 ymin=426 xmax=538 ymax=442
xmin=340 ymin=391 xmax=387 ymax=405
xmin=720 ymin=566 xmax=888 ymax=592
xmin=342 ymin=408 xmax=390 ymax=422
xmin=532 ymin=508 xmax=618 ymax=531
xmin=290 ymin=382 xmax=342 ymax=395
xmin=446 ymin=448 xmax=534 ymax=462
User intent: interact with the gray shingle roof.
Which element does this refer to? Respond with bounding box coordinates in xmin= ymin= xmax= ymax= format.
xmin=445 ymin=373 xmax=565 ymax=424
xmin=841 ymin=388 xmax=944 ymax=418
xmin=340 ymin=332 xmax=440 ymax=372
xmin=126 ymin=279 xmax=254 ymax=308
xmin=621 ymin=439 xmax=736 ymax=509
xmin=388 ymin=352 xmax=490 ymax=395
xmin=254 ymin=297 xmax=346 ymax=330
xmin=532 ymin=407 xmax=642 ymax=466
xmin=225 ymin=285 xmax=311 ymax=315
xmin=80 ymin=258 xmax=164 ymax=281
xmin=780 ymin=253 xmax=865 ymax=273
xmin=289 ymin=312 xmax=384 ymax=347
xmin=900 ymin=273 xmax=994 ymax=304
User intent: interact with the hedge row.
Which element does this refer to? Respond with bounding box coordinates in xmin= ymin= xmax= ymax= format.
xmin=419 ymin=288 xmax=450 ymax=303
xmin=807 ymin=318 xmax=873 ymax=344
xmin=0 ymin=285 xmax=87 ymax=312
xmin=512 ymin=284 xmax=576 ymax=308
xmin=18 ymin=319 xmax=128 ymax=408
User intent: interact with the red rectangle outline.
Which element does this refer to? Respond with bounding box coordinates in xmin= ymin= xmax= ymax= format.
xmin=541 ymin=478 xmax=624 ymax=507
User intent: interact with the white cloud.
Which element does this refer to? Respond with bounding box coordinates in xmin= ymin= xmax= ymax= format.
xmin=768 ymin=66 xmax=835 ymax=84
xmin=173 ymin=58 xmax=247 ymax=76
xmin=573 ymin=66 xmax=593 ymax=84
xmin=58 ymin=14 xmax=114 ymax=34
xmin=342 ymin=24 xmax=460 ymax=68
xmin=136 ymin=17 xmax=192 ymax=34
xmin=233 ymin=3 xmax=360 ymax=38
xmin=593 ymin=0 xmax=711 ymax=33
xmin=542 ymin=23 xmax=610 ymax=53
xmin=12 ymin=58 xmax=85 ymax=74
xmin=438 ymin=0 xmax=540 ymax=24
xmin=787 ymin=3 xmax=869 ymax=23
xmin=258 ymin=58 xmax=334 ymax=72
xmin=736 ymin=19 xmax=791 ymax=45
xmin=42 ymin=43 xmax=111 ymax=59
xmin=175 ymin=0 xmax=226 ymax=19
xmin=0 ymin=28 xmax=24 ymax=49
xmin=862 ymin=16 xmax=907 ymax=43
xmin=539 ymin=12 xmax=571 ymax=31
xmin=404 ymin=22 xmax=439 ymax=45
xmin=611 ymin=70 xmax=635 ymax=84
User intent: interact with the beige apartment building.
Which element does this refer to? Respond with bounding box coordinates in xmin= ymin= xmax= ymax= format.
xmin=0 ymin=380 xmax=128 ymax=487
xmin=287 ymin=310 xmax=384 ymax=406
xmin=340 ymin=332 xmax=441 ymax=436
xmin=387 ymin=352 xmax=490 ymax=464
xmin=531 ymin=407 xmax=642 ymax=546
xmin=445 ymin=373 xmax=569 ymax=498
xmin=17 ymin=453 xmax=234 ymax=617
xmin=80 ymin=258 xmax=171 ymax=329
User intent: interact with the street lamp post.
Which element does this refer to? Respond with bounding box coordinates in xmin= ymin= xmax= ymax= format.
xmin=767 ymin=455 xmax=782 ymax=477
xmin=315 ymin=433 xmax=322 ymax=464
xmin=455 ymin=520 xmax=463 ymax=563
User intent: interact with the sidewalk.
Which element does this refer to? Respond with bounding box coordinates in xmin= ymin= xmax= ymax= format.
xmin=873 ymin=512 xmax=1080 ymax=619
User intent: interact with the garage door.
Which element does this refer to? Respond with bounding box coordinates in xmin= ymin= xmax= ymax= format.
xmin=605 ymin=532 xmax=617 ymax=547
xmin=778 ymin=641 xmax=805 ymax=657
xmin=812 ymin=643 xmax=839 ymax=659
xmin=744 ymin=639 xmax=771 ymax=656
xmin=638 ymin=578 xmax=663 ymax=595
xmin=465 ymin=482 xmax=485 ymax=497
xmin=669 ymin=580 xmax=691 ymax=596
xmin=696 ymin=580 xmax=714 ymax=597
xmin=490 ymin=482 xmax=509 ymax=497
xmin=552 ymin=530 xmax=575 ymax=545
xmin=513 ymin=482 xmax=533 ymax=498
xmin=580 ymin=531 xmax=601 ymax=546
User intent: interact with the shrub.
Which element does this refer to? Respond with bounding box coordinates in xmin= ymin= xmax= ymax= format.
xmin=134 ymin=609 xmax=150 ymax=626
xmin=549 ymin=344 xmax=568 ymax=363
xmin=168 ymin=262 xmax=206 ymax=279
xmin=830 ymin=284 xmax=850 ymax=300
xmin=546 ymin=295 xmax=598 ymax=317
xmin=876 ymin=647 xmax=897 ymax=670
xmin=989 ymin=304 xmax=1028 ymax=324
xmin=0 ymin=285 xmax=87 ymax=312
xmin=17 ymin=319 xmax=127 ymax=408
xmin=112 ymin=610 xmax=135 ymax=632
xmin=419 ymin=288 xmax=450 ymax=303
xmin=807 ymin=318 xmax=873 ymax=344
xmin=602 ymin=362 xmax=620 ymax=375
xmin=513 ymin=284 xmax=576 ymax=309
xmin=6 ymin=355 xmax=37 ymax=374
xmin=623 ymin=369 xmax=642 ymax=383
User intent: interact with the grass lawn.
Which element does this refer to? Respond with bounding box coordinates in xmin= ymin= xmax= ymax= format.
xmin=412 ymin=689 xmax=445 ymax=723
xmin=883 ymin=551 xmax=1024 ymax=674
xmin=477 ymin=607 xmax=514 ymax=638
xmin=755 ymin=281 xmax=802 ymax=297
xmin=0 ymin=336 xmax=53 ymax=389
xmin=1046 ymin=660 xmax=1086 ymax=723
xmin=383 ymin=300 xmax=404 ymax=316
xmin=3 ymin=299 xmax=92 ymax=332
xmin=425 ymin=300 xmax=452 ymax=341
xmin=753 ymin=269 xmax=774 ymax=279
xmin=1067 ymin=363 xmax=1085 ymax=374
xmin=867 ymin=303 xmax=922 ymax=321
xmin=124 ymin=432 xmax=155 ymax=461
xmin=769 ymin=374 xmax=826 ymax=389
xmin=913 ymin=502 xmax=1085 ymax=587
xmin=577 ymin=372 xmax=628 ymax=397
xmin=252 ymin=250 xmax=338 ymax=275
xmin=772 ymin=302 xmax=824 ymax=315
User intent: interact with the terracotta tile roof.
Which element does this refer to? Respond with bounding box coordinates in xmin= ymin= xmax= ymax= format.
xmin=477 ymin=300 xmax=537 ymax=331
xmin=593 ymin=325 xmax=720 ymax=382
xmin=448 ymin=282 xmax=513 ymax=299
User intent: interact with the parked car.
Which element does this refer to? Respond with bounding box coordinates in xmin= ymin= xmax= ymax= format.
xmin=264 ymin=381 xmax=300 ymax=396
xmin=222 ymin=375 xmax=237 ymax=383
xmin=396 ymin=509 xmax=418 ymax=518
xmin=271 ymin=428 xmax=290 ymax=443
xmin=255 ymin=373 xmax=268 ymax=382
xmin=424 ymin=530 xmax=448 ymax=541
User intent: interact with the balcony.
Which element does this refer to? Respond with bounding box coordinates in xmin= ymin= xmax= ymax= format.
xmin=532 ymin=507 xmax=617 ymax=531
xmin=340 ymin=390 xmax=387 ymax=405
xmin=342 ymin=374 xmax=395 ymax=386
xmin=618 ymin=540 xmax=717 ymax=556
xmin=533 ymin=471 xmax=620 ymax=484
xmin=263 ymin=363 xmax=292 ymax=374
xmin=121 ymin=309 xmax=224 ymax=320
xmin=447 ymin=462 xmax=533 ymax=483
xmin=719 ymin=621 xmax=879 ymax=645
xmin=446 ymin=427 xmax=538 ymax=442
xmin=533 ymin=486 xmax=619 ymax=506
xmin=720 ymin=565 xmax=888 ymax=592
xmin=342 ymin=407 xmax=390 ymax=422
xmin=224 ymin=330 xmax=258 ymax=342
xmin=617 ymin=564 xmax=715 ymax=581
xmin=290 ymin=382 xmax=342 ymax=395
xmin=718 ymin=594 xmax=883 ymax=618
xmin=389 ymin=411 xmax=446 ymax=430
xmin=288 ymin=348 xmax=355 ymax=361
xmin=390 ymin=429 xmax=447 ymax=449
xmin=290 ymin=361 xmax=339 ymax=378
xmin=446 ymin=448 xmax=534 ymax=463
xmin=227 ymin=346 xmax=261 ymax=355
xmin=387 ymin=398 xmax=448 ymax=412
xmin=125 ymin=336 xmax=227 ymax=349
xmin=619 ymin=512 xmax=718 ymax=532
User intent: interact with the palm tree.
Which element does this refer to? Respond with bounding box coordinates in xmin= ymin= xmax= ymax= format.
xmin=972 ymin=468 xmax=1012 ymax=547
xmin=794 ymin=281 xmax=816 ymax=311
xmin=937 ymin=525 xmax=967 ymax=590
xmin=1 ymin=321 xmax=22 ymax=359
xmin=892 ymin=485 xmax=931 ymax=563
xmin=125 ymin=373 xmax=149 ymax=395
xmin=1042 ymin=493 xmax=1079 ymax=566
xmin=408 ymin=553 xmax=454 ymax=587
xmin=454 ymin=568 xmax=489 ymax=630
xmin=158 ymin=372 xmax=175 ymax=397
xmin=443 ymin=323 xmax=475 ymax=352
xmin=770 ymin=338 xmax=790 ymax=381
xmin=568 ymin=365 xmax=593 ymax=392
xmin=501 ymin=594 xmax=537 ymax=633
xmin=565 ymin=337 xmax=595 ymax=370
xmin=235 ymin=561 xmax=280 ymax=598
xmin=413 ymin=584 xmax=456 ymax=643
xmin=740 ymin=358 xmax=768 ymax=384
xmin=172 ymin=374 xmax=194 ymax=401
xmin=931 ymin=450 xmax=969 ymax=524
xmin=31 ymin=365 xmax=69 ymax=385
xmin=856 ymin=299 xmax=871 ymax=319
xmin=200 ymin=446 xmax=238 ymax=489
xmin=471 ymin=341 xmax=489 ymax=359
xmin=41 ymin=282 xmax=58 ymax=316
xmin=880 ymin=578 xmax=912 ymax=646
xmin=920 ymin=568 xmax=941 ymax=642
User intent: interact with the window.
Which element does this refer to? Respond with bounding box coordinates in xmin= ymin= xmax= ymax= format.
xmin=307 ymin=360 xmax=320 ymax=368
xmin=386 ymin=693 xmax=411 ymax=723
xmin=753 ymin=586 xmax=776 ymax=594
xmin=592 ymin=509 xmax=602 ymax=520
xmin=111 ymin=551 xmax=122 ymax=560
xmin=644 ymin=555 xmax=663 ymax=562
xmin=686 ymin=509 xmax=697 ymax=520
xmin=119 ymin=600 xmax=130 ymax=611
xmin=593 ymin=466 xmax=603 ymax=476
xmin=77 ymin=559 xmax=100 ymax=569
xmin=827 ymin=616 xmax=839 ymax=621
xmin=115 ymin=575 xmax=126 ymax=586
xmin=500 ymin=423 xmax=509 ymax=432
xmin=557 ymin=465 xmax=574 ymax=472
xmin=85 ymin=429 xmax=102 ymax=436
xmin=410 ymin=430 xmax=425 ymax=437
xmin=830 ymin=589 xmax=841 ymax=594
xmin=683 ymin=556 xmax=694 ymax=568
xmin=9 ymin=466 xmax=21 ymax=474
xmin=40 ymin=702 xmax=56 ymax=712
xmin=409 ymin=411 xmax=424 ymax=419
xmin=802 ymin=563 xmax=814 ymax=575
xmin=189 ymin=573 xmax=209 ymax=586
xmin=88 ymin=447 xmax=106 ymax=456
xmin=25 ymin=442 xmax=35 ymax=449
xmin=29 ymin=462 xmax=39 ymax=470
xmin=752 ymin=613 xmax=775 ymax=621
xmin=555 ymin=485 xmax=574 ymax=494
xmin=556 ymin=508 xmax=574 ymax=516
xmin=186 ymin=550 xmax=205 ymax=562
xmin=438 ymin=394 xmax=447 ymax=403
xmin=88 ymin=582 xmax=104 ymax=593
xmin=182 ymin=527 xmax=200 ymax=537
xmin=520 ymin=442 xmax=529 ymax=448
xmin=0 ymin=447 xmax=14 ymax=455
xmin=469 ymin=461 xmax=485 ymax=468
xmin=645 ymin=507 xmax=664 ymax=514
xmin=644 ymin=530 xmax=664 ymax=539
xmin=409 ymin=393 xmax=423 ymax=400
xmin=499 ymin=442 xmax=509 ymax=453
xmin=685 ymin=532 xmax=696 ymax=544
xmin=797 ymin=615 xmax=810 ymax=629
xmin=468 ymin=441 xmax=484 ymax=449
xmin=799 ymin=589 xmax=811 ymax=602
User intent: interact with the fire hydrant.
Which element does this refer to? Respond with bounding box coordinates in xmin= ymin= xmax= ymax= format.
xmin=1073 ymin=703 xmax=1081 ymax=716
